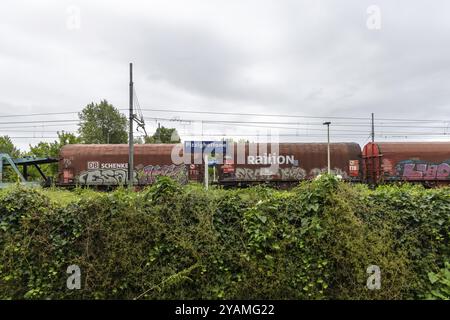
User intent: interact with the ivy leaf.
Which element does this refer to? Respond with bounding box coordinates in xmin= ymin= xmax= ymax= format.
xmin=428 ymin=272 xmax=438 ymax=284
xmin=257 ymin=214 xmax=267 ymax=224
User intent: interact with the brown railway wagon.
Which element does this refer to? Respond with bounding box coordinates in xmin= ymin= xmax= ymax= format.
xmin=219 ymin=142 xmax=361 ymax=185
xmin=58 ymin=144 xmax=187 ymax=186
xmin=362 ymin=142 xmax=450 ymax=185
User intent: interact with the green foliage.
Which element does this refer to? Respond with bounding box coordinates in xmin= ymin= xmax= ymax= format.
xmin=426 ymin=261 xmax=450 ymax=300
xmin=364 ymin=184 xmax=450 ymax=298
xmin=0 ymin=135 xmax=20 ymax=158
xmin=143 ymin=176 xmax=182 ymax=204
xmin=78 ymin=100 xmax=127 ymax=144
xmin=144 ymin=126 xmax=180 ymax=144
xmin=0 ymin=179 xmax=448 ymax=300
xmin=26 ymin=131 xmax=81 ymax=181
xmin=0 ymin=136 xmax=21 ymax=182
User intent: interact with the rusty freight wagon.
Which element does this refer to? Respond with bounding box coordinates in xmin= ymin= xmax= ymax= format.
xmin=362 ymin=142 xmax=450 ymax=185
xmin=58 ymin=144 xmax=188 ymax=186
xmin=218 ymin=142 xmax=362 ymax=187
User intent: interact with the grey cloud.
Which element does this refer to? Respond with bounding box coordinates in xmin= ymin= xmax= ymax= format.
xmin=1 ymin=0 xmax=450 ymax=150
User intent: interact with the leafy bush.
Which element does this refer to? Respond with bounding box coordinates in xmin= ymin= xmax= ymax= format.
xmin=0 ymin=177 xmax=448 ymax=300
xmin=426 ymin=261 xmax=450 ymax=300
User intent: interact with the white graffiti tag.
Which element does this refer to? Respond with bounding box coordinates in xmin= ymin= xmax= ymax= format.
xmin=310 ymin=167 xmax=349 ymax=179
xmin=235 ymin=167 xmax=306 ymax=181
xmin=78 ymin=169 xmax=136 ymax=185
xmin=141 ymin=164 xmax=188 ymax=184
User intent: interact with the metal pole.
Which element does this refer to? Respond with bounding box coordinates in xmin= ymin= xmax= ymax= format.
xmin=323 ymin=122 xmax=331 ymax=174
xmin=371 ymin=112 xmax=375 ymax=185
xmin=371 ymin=113 xmax=374 ymax=143
xmin=128 ymin=63 xmax=134 ymax=189
xmin=204 ymin=154 xmax=208 ymax=190
xmin=0 ymin=156 xmax=3 ymax=183
xmin=327 ymin=125 xmax=330 ymax=174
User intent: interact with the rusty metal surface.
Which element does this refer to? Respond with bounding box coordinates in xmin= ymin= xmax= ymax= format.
xmin=363 ymin=142 xmax=450 ymax=182
xmin=59 ymin=144 xmax=186 ymax=185
xmin=375 ymin=142 xmax=450 ymax=160
xmin=219 ymin=142 xmax=361 ymax=182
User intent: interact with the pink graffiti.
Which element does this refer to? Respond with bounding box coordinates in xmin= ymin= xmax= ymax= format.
xmin=141 ymin=164 xmax=187 ymax=184
xmin=402 ymin=163 xmax=450 ymax=180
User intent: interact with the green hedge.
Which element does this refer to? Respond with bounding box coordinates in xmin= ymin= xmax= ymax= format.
xmin=0 ymin=176 xmax=449 ymax=299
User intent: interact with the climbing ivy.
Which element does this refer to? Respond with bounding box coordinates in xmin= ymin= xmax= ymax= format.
xmin=0 ymin=177 xmax=448 ymax=299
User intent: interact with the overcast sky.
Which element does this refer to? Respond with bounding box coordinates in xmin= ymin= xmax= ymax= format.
xmin=1 ymin=0 xmax=450 ymax=150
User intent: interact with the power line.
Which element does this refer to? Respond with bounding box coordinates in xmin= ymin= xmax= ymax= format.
xmin=0 ymin=108 xmax=448 ymax=141
xmin=144 ymin=116 xmax=450 ymax=129
xmin=141 ymin=108 xmax=450 ymax=123
xmin=2 ymin=136 xmax=60 ymax=139
xmin=0 ymin=119 xmax=78 ymax=125
xmin=0 ymin=129 xmax=76 ymax=133
xmin=0 ymin=106 xmax=448 ymax=124
xmin=141 ymin=108 xmax=370 ymax=120
xmin=217 ymin=122 xmax=450 ymax=135
xmin=181 ymin=132 xmax=450 ymax=137
xmin=0 ymin=111 xmax=79 ymax=118
xmin=0 ymin=123 xmax=78 ymax=129
xmin=0 ymin=108 xmax=447 ymax=126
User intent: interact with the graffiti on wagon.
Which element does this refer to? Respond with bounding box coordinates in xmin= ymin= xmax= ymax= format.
xmin=397 ymin=160 xmax=450 ymax=180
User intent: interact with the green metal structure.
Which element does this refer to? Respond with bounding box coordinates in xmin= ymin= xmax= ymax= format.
xmin=0 ymin=153 xmax=59 ymax=188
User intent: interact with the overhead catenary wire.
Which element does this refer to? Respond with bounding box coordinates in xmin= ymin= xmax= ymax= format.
xmin=0 ymin=129 xmax=77 ymax=133
xmin=2 ymin=136 xmax=61 ymax=139
xmin=0 ymin=123 xmax=79 ymax=129
xmin=142 ymin=116 xmax=450 ymax=130
xmin=0 ymin=106 xmax=449 ymax=142
xmin=0 ymin=119 xmax=79 ymax=125
xmin=215 ymin=122 xmax=450 ymax=135
xmin=0 ymin=111 xmax=79 ymax=118
xmin=1 ymin=107 xmax=450 ymax=123
xmin=180 ymin=132 xmax=450 ymax=137
xmin=0 ymin=115 xmax=447 ymax=130
xmin=140 ymin=108 xmax=450 ymax=123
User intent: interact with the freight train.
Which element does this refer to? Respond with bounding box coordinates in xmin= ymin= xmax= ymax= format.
xmin=56 ymin=141 xmax=450 ymax=187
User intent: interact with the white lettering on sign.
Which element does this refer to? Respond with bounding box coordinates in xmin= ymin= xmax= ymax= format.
xmin=100 ymin=163 xmax=128 ymax=169
xmin=87 ymin=162 xmax=128 ymax=170
xmin=247 ymin=153 xmax=297 ymax=166
xmin=87 ymin=161 xmax=99 ymax=169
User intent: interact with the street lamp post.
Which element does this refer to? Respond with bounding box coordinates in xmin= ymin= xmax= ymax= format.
xmin=323 ymin=121 xmax=331 ymax=175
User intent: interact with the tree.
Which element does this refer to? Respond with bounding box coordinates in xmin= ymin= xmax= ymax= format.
xmin=29 ymin=131 xmax=80 ymax=159
xmin=27 ymin=131 xmax=81 ymax=180
xmin=144 ymin=126 xmax=181 ymax=144
xmin=134 ymin=136 xmax=144 ymax=144
xmin=0 ymin=136 xmax=21 ymax=182
xmin=78 ymin=100 xmax=127 ymax=144
xmin=0 ymin=135 xmax=20 ymax=157
xmin=57 ymin=131 xmax=81 ymax=146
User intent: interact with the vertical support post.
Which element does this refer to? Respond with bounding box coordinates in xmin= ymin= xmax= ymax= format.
xmin=371 ymin=113 xmax=375 ymax=143
xmin=128 ymin=63 xmax=134 ymax=189
xmin=323 ymin=122 xmax=331 ymax=175
xmin=157 ymin=122 xmax=161 ymax=142
xmin=0 ymin=156 xmax=3 ymax=183
xmin=327 ymin=125 xmax=330 ymax=175
xmin=204 ymin=154 xmax=208 ymax=190
xmin=371 ymin=113 xmax=375 ymax=186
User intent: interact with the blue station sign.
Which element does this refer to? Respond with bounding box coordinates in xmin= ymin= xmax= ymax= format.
xmin=184 ymin=141 xmax=228 ymax=155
